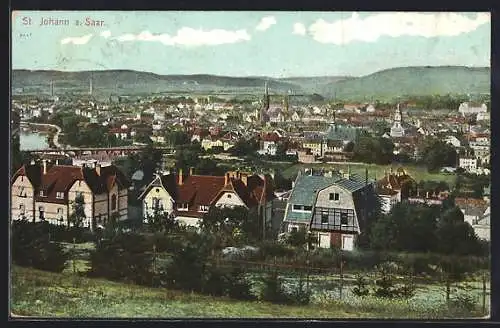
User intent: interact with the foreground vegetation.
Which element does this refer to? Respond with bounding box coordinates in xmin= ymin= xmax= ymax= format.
xmin=10 ymin=266 xmax=488 ymax=319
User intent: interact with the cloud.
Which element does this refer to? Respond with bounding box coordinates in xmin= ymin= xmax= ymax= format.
xmin=256 ymin=16 xmax=277 ymax=31
xmin=308 ymin=12 xmax=490 ymax=45
xmin=114 ymin=27 xmax=251 ymax=46
xmin=293 ymin=22 xmax=306 ymax=36
xmin=100 ymin=30 xmax=112 ymax=39
xmin=60 ymin=34 xmax=93 ymax=45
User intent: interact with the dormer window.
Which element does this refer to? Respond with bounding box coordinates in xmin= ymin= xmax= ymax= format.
xmin=56 ymin=192 xmax=64 ymax=199
xmin=199 ymin=205 xmax=209 ymax=213
xmin=39 ymin=190 xmax=46 ymax=197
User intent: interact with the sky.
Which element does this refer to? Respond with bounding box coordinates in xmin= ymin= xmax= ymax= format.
xmin=11 ymin=11 xmax=491 ymax=78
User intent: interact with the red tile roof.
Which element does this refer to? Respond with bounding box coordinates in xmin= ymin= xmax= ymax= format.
xmin=13 ymin=163 xmax=129 ymax=205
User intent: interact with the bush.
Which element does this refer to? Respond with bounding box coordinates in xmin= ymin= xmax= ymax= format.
xmin=87 ymin=232 xmax=153 ymax=286
xmin=225 ymin=267 xmax=256 ymax=301
xmin=11 ymin=221 xmax=69 ymax=273
xmin=288 ymin=278 xmax=312 ymax=305
xmin=449 ymin=292 xmax=477 ymax=313
xmin=373 ymin=262 xmax=401 ymax=298
xmin=352 ymin=273 xmax=371 ymax=297
xmin=257 ymin=241 xmax=295 ymax=260
xmin=260 ymin=271 xmax=288 ymax=304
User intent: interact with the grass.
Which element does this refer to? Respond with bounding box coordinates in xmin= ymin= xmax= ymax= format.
xmin=10 ymin=266 xmax=488 ymax=319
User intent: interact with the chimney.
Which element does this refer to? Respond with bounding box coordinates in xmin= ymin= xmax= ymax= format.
xmin=178 ymin=168 xmax=183 ymax=185
xmin=96 ymin=163 xmax=101 ymax=176
xmin=225 ymin=172 xmax=230 ymax=185
xmin=426 ymin=191 xmax=429 ymax=199
xmin=42 ymin=159 xmax=47 ymax=175
xmin=241 ymin=173 xmax=248 ymax=186
xmin=189 ymin=167 xmax=194 ymax=176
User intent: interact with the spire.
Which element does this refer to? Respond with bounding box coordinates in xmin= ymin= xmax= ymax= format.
xmin=89 ymin=73 xmax=93 ymax=96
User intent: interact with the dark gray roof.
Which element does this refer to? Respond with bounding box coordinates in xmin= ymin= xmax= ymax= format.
xmin=325 ymin=124 xmax=359 ymax=142
xmin=284 ymin=172 xmax=370 ymax=223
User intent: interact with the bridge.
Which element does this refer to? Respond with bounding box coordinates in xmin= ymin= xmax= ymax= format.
xmin=22 ymin=146 xmax=175 ymax=156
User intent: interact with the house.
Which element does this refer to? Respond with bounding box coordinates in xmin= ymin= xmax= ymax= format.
xmin=259 ymin=132 xmax=280 ymax=156
xmin=366 ymin=104 xmax=376 ymax=113
xmin=459 ymin=156 xmax=478 ymax=173
xmin=11 ymin=160 xmax=129 ymax=230
xmin=444 ymin=135 xmax=461 ymax=148
xmin=282 ymin=169 xmax=378 ymax=251
xmin=476 ymin=112 xmax=490 ymax=121
xmin=472 ymin=206 xmax=490 ymax=241
xmin=139 ymin=169 xmax=275 ymax=228
xmin=458 ymin=102 xmax=487 ymax=115
xmin=455 ymin=198 xmax=489 ymax=240
xmin=375 ymin=168 xmax=416 ymax=213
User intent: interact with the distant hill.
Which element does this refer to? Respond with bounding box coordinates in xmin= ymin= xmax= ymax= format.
xmin=320 ymin=66 xmax=490 ymax=101
xmin=12 ymin=66 xmax=490 ymax=100
xmin=11 ymin=70 xmax=303 ymax=96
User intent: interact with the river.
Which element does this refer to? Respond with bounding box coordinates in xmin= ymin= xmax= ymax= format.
xmin=20 ymin=131 xmax=49 ymax=150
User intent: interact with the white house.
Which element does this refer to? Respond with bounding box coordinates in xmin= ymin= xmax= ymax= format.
xmin=444 ymin=135 xmax=461 ymax=148
xmin=459 ymin=157 xmax=478 ymax=173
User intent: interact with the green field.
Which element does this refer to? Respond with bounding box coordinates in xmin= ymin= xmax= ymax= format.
xmin=280 ymin=163 xmax=457 ymax=186
xmin=10 ymin=265 xmax=488 ymax=319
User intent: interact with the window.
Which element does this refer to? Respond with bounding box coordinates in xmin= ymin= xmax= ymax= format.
xmin=110 ymin=194 xmax=117 ymax=211
xmin=39 ymin=190 xmax=46 ymax=197
xmin=293 ymin=204 xmax=302 ymax=211
xmin=152 ymin=197 xmax=160 ymax=209
xmin=227 ymin=194 xmax=232 ymax=199
xmin=329 ymin=193 xmax=340 ymax=201
xmin=199 ymin=205 xmax=209 ymax=213
xmin=340 ymin=212 xmax=348 ymax=225
xmin=321 ymin=213 xmax=329 ymax=224
xmin=178 ymin=203 xmax=188 ymax=210
xmin=291 ymin=227 xmax=298 ymax=233
xmin=304 ymin=205 xmax=313 ymax=211
xmin=19 ymin=204 xmax=25 ymax=215
xmin=56 ymin=192 xmax=64 ymax=199
xmin=57 ymin=208 xmax=63 ymax=218
xmin=156 ymin=188 xmax=160 ymax=193
xmin=38 ymin=206 xmax=45 ymax=220
xmin=18 ymin=187 xmax=26 ymax=197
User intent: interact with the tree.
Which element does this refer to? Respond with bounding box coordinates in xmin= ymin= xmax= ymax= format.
xmin=230 ymin=138 xmax=259 ymax=157
xmin=353 ymin=136 xmax=394 ymax=164
xmin=69 ymin=193 xmax=86 ymax=229
xmin=11 ymin=221 xmax=69 ymax=273
xmin=420 ymin=138 xmax=458 ymax=172
xmin=145 ymin=209 xmax=179 ymax=233
xmin=167 ymin=130 xmax=190 ymax=147
xmin=435 ymin=206 xmax=483 ymax=256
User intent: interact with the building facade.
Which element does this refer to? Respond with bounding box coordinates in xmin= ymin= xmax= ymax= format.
xmin=11 ymin=160 xmax=129 ymax=230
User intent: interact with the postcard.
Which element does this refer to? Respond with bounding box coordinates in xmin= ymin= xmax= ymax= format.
xmin=10 ymin=11 xmax=491 ymax=319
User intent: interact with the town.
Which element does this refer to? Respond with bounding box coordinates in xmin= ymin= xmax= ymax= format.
xmin=10 ymin=11 xmax=491 ymax=320
xmin=11 ymin=77 xmax=491 ymax=318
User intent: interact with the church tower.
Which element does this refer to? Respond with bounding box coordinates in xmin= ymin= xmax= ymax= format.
xmin=259 ymin=81 xmax=270 ymax=124
xmin=390 ymin=103 xmax=405 ymax=138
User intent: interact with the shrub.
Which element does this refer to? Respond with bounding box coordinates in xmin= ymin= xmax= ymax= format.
xmin=373 ymin=262 xmax=400 ymax=298
xmin=11 ymin=221 xmax=69 ymax=273
xmin=352 ymin=273 xmax=371 ymax=297
xmin=260 ymin=271 xmax=288 ymax=304
xmin=87 ymin=232 xmax=153 ymax=286
xmin=225 ymin=267 xmax=256 ymax=301
xmin=287 ymin=278 xmax=312 ymax=305
xmin=449 ymin=291 xmax=477 ymax=313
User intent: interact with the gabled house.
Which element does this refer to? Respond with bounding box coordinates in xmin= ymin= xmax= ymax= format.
xmin=282 ymin=169 xmax=378 ymax=251
xmin=11 ymin=160 xmax=130 ymax=230
xmin=455 ymin=197 xmax=489 ymax=227
xmin=139 ymin=169 xmax=276 ymax=228
xmin=375 ymin=167 xmax=416 ymax=213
